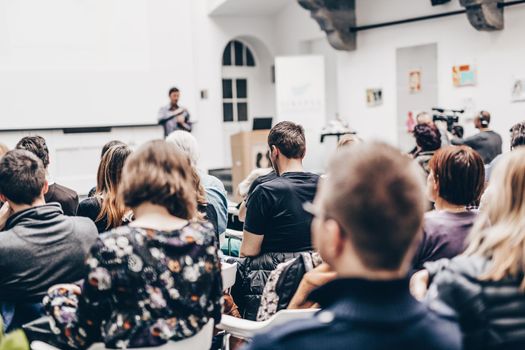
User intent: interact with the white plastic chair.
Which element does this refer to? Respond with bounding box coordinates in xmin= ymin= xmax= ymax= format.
xmin=221 ymin=261 xmax=237 ymax=291
xmin=217 ymin=309 xmax=318 ymax=340
xmin=31 ymin=319 xmax=214 ymax=350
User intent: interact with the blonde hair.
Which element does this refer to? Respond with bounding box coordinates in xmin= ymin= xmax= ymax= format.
xmin=465 ymin=148 xmax=525 ymax=289
xmin=337 ymin=134 xmax=362 ymax=149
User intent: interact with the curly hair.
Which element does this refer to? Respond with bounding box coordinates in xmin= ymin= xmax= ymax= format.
xmin=413 ymin=123 xmax=441 ymax=152
xmin=510 ymin=121 xmax=525 ymax=149
xmin=16 ymin=136 xmax=50 ymax=168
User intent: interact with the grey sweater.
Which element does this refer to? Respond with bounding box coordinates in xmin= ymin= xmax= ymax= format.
xmin=0 ymin=204 xmax=97 ymax=303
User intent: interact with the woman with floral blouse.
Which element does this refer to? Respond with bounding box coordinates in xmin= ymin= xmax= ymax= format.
xmin=44 ymin=140 xmax=223 ymax=349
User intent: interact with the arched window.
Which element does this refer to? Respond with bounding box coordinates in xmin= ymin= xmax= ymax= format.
xmin=222 ymin=40 xmax=256 ymax=67
xmin=222 ymin=40 xmax=255 ymax=123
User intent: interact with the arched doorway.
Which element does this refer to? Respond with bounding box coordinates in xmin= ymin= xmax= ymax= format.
xmin=220 ymin=36 xmax=275 ymax=166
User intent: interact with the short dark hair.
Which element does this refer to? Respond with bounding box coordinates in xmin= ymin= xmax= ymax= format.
xmin=0 ymin=150 xmax=46 ymax=205
xmin=324 ymin=142 xmax=425 ymax=270
xmin=16 ymin=136 xmax=50 ymax=168
xmin=510 ymin=121 xmax=525 ymax=149
xmin=479 ymin=110 xmax=491 ymax=127
xmin=168 ymin=87 xmax=180 ymax=96
xmin=429 ymin=146 xmax=485 ymax=206
xmin=119 ymin=140 xmax=197 ymax=220
xmin=101 ymin=140 xmax=125 ymax=158
xmin=413 ymin=123 xmax=441 ymax=152
xmin=268 ymin=121 xmax=306 ymax=159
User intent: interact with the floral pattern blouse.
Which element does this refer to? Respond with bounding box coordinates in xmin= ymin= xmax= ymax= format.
xmin=44 ymin=222 xmax=223 ymax=349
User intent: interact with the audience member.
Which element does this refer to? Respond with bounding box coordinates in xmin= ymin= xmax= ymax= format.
xmin=242 ymin=121 xmax=319 ymax=256
xmin=166 ymin=130 xmax=228 ymax=234
xmin=485 ymin=120 xmax=525 ymax=182
xmin=412 ymin=146 xmax=485 ymax=270
xmin=246 ymin=142 xmax=461 ymax=350
xmin=452 ymin=110 xmax=502 ymax=164
xmin=411 ymin=148 xmax=525 ymax=349
xmin=87 ymin=140 xmax=125 ymax=197
xmin=77 ymin=144 xmax=132 ymax=233
xmin=44 ymin=140 xmax=222 ymax=349
xmin=230 ymin=121 xmax=319 ymax=320
xmin=412 ymin=123 xmax=442 ymax=175
xmin=16 ymin=136 xmax=79 ymax=216
xmin=0 ymin=150 xmax=97 ymax=329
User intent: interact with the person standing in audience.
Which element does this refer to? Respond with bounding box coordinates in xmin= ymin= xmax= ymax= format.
xmin=87 ymin=140 xmax=125 ymax=197
xmin=166 ymin=130 xmax=228 ymax=235
xmin=44 ymin=140 xmax=222 ymax=349
xmin=241 ymin=121 xmax=319 ymax=257
xmin=0 ymin=150 xmax=97 ymax=330
xmin=412 ymin=146 xmax=485 ymax=271
xmin=77 ymin=144 xmax=132 ymax=233
xmin=451 ymin=110 xmax=502 ymax=164
xmin=485 ymin=120 xmax=525 ymax=182
xmin=158 ymin=87 xmax=192 ymax=136
xmin=246 ymin=142 xmax=461 ymax=350
xmin=411 ymin=148 xmax=525 ymax=349
xmin=16 ymin=136 xmax=79 ymax=216
xmin=411 ymin=123 xmax=442 ymax=175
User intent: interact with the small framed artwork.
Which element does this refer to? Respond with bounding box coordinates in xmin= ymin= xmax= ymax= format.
xmin=409 ymin=70 xmax=422 ymax=93
xmin=366 ymin=88 xmax=383 ymax=107
xmin=511 ymin=79 xmax=525 ymax=102
xmin=452 ymin=65 xmax=476 ymax=87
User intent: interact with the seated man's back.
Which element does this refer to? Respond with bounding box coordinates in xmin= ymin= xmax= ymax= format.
xmin=44 ymin=182 xmax=79 ymax=216
xmin=0 ymin=203 xmax=97 ymax=303
xmin=244 ymin=171 xmax=319 ymax=253
xmin=249 ymin=278 xmax=460 ymax=350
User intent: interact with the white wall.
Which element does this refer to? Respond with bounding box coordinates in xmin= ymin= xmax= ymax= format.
xmin=339 ymin=0 xmax=525 ymax=150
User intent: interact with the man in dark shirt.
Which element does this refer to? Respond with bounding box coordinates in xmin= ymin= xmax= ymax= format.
xmin=452 ymin=110 xmax=502 ymax=164
xmin=0 ymin=150 xmax=97 ymax=329
xmin=245 ymin=142 xmax=461 ymax=350
xmin=241 ymin=121 xmax=319 ymax=256
xmin=16 ymin=136 xmax=79 ymax=215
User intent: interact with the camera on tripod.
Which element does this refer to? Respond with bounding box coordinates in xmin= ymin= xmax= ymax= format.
xmin=432 ymin=107 xmax=464 ymax=138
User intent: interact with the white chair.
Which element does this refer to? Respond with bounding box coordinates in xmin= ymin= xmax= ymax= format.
xmin=221 ymin=261 xmax=237 ymax=291
xmin=31 ymin=319 xmax=214 ymax=350
xmin=217 ymin=309 xmax=318 ymax=340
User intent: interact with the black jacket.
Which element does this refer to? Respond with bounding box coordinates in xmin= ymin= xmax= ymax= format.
xmin=425 ymin=255 xmax=525 ymax=349
xmin=229 ymin=252 xmax=306 ymax=320
xmin=246 ymin=278 xmax=462 ymax=350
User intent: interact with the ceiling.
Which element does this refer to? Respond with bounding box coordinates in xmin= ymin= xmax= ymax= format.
xmin=208 ymin=0 xmax=290 ymax=17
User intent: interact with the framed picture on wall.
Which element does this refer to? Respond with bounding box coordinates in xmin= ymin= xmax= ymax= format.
xmin=409 ymin=70 xmax=422 ymax=93
xmin=452 ymin=65 xmax=476 ymax=87
xmin=511 ymin=79 xmax=525 ymax=102
xmin=366 ymin=88 xmax=383 ymax=107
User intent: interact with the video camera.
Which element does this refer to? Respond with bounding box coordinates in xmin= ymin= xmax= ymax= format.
xmin=432 ymin=107 xmax=464 ymax=138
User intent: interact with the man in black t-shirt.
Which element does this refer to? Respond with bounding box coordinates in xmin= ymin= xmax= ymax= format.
xmin=241 ymin=121 xmax=319 ymax=256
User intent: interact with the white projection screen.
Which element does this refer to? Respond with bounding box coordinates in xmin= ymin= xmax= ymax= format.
xmin=0 ymin=0 xmax=194 ymax=130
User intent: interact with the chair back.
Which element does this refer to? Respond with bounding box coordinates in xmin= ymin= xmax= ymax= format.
xmin=221 ymin=262 xmax=237 ymax=291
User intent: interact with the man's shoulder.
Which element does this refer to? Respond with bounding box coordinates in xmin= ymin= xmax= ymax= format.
xmin=247 ymin=316 xmax=332 ymax=350
xmin=258 ymin=172 xmax=319 ymax=191
xmin=65 ymin=215 xmax=98 ymax=237
xmin=49 ymin=183 xmax=78 ymax=200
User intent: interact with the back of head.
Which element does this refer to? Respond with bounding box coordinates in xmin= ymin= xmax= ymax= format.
xmin=0 ymin=150 xmax=46 ymax=205
xmin=268 ymin=121 xmax=306 ymax=159
xmin=16 ymin=136 xmax=50 ymax=168
xmin=466 ymin=148 xmax=525 ymax=288
xmin=101 ymin=140 xmax=125 ymax=159
xmin=120 ymin=140 xmax=197 ymax=220
xmin=165 ymin=130 xmax=200 ymax=167
xmin=96 ymin=144 xmax=132 ymax=195
xmin=429 ymin=146 xmax=485 ymax=206
xmin=416 ymin=111 xmax=432 ymax=125
xmin=510 ymin=121 xmax=525 ymax=150
xmin=413 ymin=123 xmax=441 ymax=152
xmin=478 ymin=110 xmax=491 ymax=128
xmin=323 ymin=142 xmax=425 ymax=270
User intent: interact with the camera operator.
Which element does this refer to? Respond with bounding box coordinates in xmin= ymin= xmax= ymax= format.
xmin=451 ymin=111 xmax=502 ymax=164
